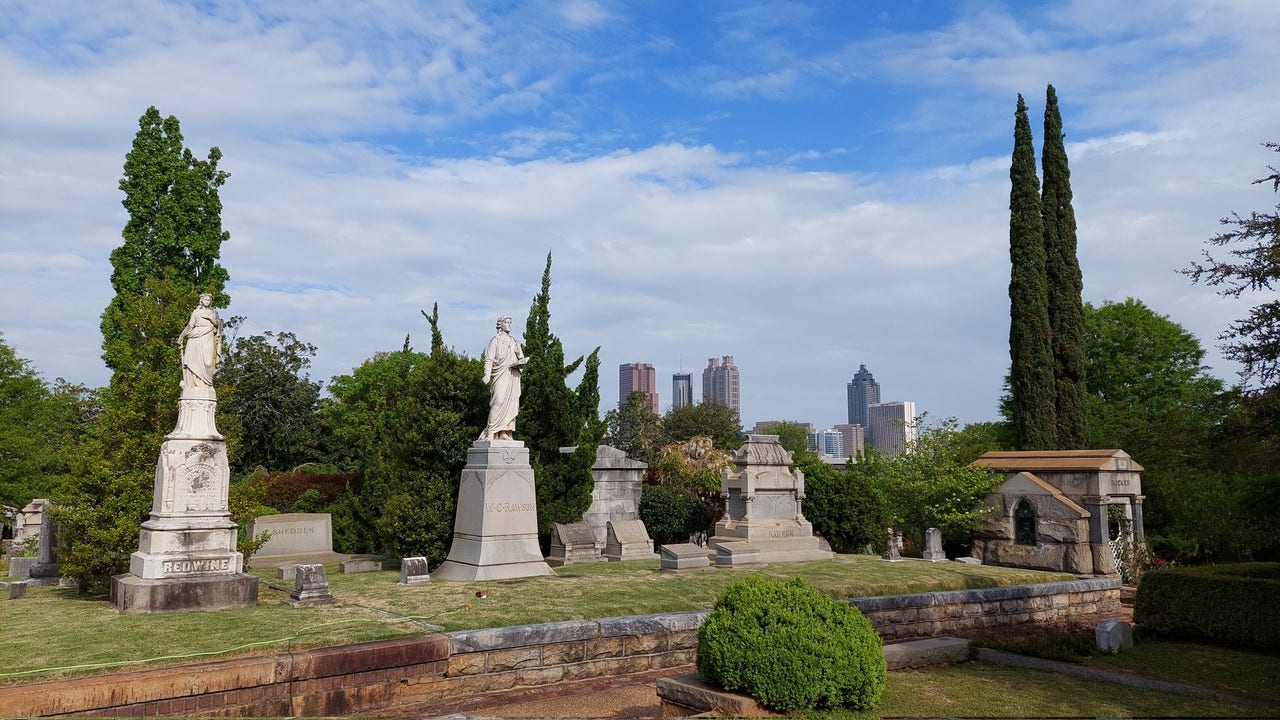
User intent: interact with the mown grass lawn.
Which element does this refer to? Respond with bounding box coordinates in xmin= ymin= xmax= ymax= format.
xmin=1 ymin=555 xmax=1066 ymax=682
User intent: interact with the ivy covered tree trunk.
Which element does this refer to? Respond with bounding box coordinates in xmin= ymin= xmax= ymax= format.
xmin=1041 ymin=85 xmax=1088 ymax=448
xmin=1008 ymin=94 xmax=1057 ymax=450
xmin=520 ymin=253 xmax=602 ymax=536
xmin=55 ymin=107 xmax=232 ymax=593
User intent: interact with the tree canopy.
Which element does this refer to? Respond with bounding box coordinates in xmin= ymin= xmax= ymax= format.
xmin=1183 ymin=141 xmax=1280 ymax=391
xmin=1007 ymin=93 xmax=1057 ymax=450
xmin=661 ymin=401 xmax=743 ymax=450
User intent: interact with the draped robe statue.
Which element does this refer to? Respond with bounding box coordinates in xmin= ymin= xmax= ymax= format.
xmin=177 ymin=293 xmax=222 ymax=391
xmin=479 ymin=315 xmax=527 ymax=441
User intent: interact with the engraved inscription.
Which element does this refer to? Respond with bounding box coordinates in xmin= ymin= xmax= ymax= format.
xmin=485 ymin=502 xmax=536 ymax=513
xmin=162 ymin=558 xmax=231 ymax=575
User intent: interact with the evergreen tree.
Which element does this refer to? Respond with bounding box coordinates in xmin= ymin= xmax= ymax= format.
xmin=1007 ymin=94 xmax=1057 ymax=450
xmin=1041 ymin=85 xmax=1088 ymax=448
xmin=520 ymin=252 xmax=604 ymax=536
xmin=55 ymin=107 xmax=231 ymax=592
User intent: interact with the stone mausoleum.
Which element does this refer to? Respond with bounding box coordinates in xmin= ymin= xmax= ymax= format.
xmin=969 ymin=449 xmax=1144 ymax=576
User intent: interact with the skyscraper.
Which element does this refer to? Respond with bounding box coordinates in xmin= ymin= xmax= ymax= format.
xmin=808 ymin=428 xmax=845 ymax=458
xmin=834 ymin=423 xmax=865 ymax=458
xmin=619 ymin=362 xmax=659 ymax=414
xmin=702 ymin=356 xmax=740 ymax=413
xmin=672 ymin=372 xmax=693 ymax=410
xmin=846 ymin=363 xmax=881 ymax=426
xmin=867 ymin=401 xmax=917 ymax=456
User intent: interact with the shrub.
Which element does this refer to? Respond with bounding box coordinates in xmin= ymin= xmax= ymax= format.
xmin=1134 ymin=562 xmax=1280 ymax=650
xmin=639 ymin=483 xmax=716 ymax=545
xmin=696 ymin=576 xmax=886 ymax=712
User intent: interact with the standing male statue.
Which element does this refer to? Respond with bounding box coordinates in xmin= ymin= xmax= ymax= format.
xmin=479 ymin=315 xmax=527 ymax=441
xmin=176 ymin=292 xmax=223 ymax=390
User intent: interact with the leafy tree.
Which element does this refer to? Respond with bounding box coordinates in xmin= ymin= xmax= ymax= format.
xmin=1041 ymin=85 xmax=1088 ymax=447
xmin=1007 ymin=93 xmax=1057 ymax=450
xmin=878 ymin=417 xmax=1002 ymax=554
xmin=519 ymin=253 xmax=605 ymax=536
xmin=754 ymin=420 xmax=811 ymax=458
xmin=56 ymin=108 xmax=231 ymax=593
xmin=217 ymin=322 xmax=324 ymax=474
xmin=640 ymin=436 xmax=733 ymax=543
xmin=603 ymin=390 xmax=663 ymax=465
xmin=798 ymin=452 xmax=886 ymax=555
xmin=0 ymin=336 xmax=89 ymax=510
xmin=661 ymin=401 xmax=743 ymax=450
xmin=1183 ymin=141 xmax=1280 ymax=391
xmin=319 ymin=306 xmax=487 ymax=564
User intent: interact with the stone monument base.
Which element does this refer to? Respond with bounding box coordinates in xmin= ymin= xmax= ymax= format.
xmin=432 ymin=440 xmax=555 ymax=582
xmin=111 ymin=573 xmax=259 ymax=613
xmin=708 ymin=532 xmax=833 ymax=565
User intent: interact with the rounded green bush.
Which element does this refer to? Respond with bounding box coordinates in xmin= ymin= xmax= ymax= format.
xmin=696 ymin=575 xmax=886 ymax=712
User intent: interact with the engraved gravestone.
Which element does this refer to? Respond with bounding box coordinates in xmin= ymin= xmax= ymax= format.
xmin=548 ymin=521 xmax=604 ymax=566
xmin=110 ymin=296 xmax=258 ymax=613
xmin=250 ymin=513 xmax=347 ymax=567
xmin=659 ymin=543 xmax=711 ymax=572
xmin=923 ymin=527 xmax=947 ymax=562
xmin=603 ymin=519 xmax=658 ymax=562
xmin=398 ymin=556 xmax=430 ymax=585
xmin=286 ymin=563 xmax=334 ymax=606
xmin=708 ymin=435 xmax=832 ymax=565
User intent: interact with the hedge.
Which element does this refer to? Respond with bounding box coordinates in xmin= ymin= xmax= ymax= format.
xmin=1133 ymin=562 xmax=1280 ymax=649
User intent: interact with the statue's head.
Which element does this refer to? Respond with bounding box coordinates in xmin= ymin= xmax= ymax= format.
xmin=198 ymin=293 xmax=213 ymax=306
xmin=496 ymin=315 xmax=512 ymax=331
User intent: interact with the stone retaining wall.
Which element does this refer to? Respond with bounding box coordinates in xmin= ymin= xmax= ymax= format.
xmin=0 ymin=578 xmax=1120 ymax=717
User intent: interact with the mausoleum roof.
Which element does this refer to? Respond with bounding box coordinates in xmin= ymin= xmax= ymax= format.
xmin=970 ymin=449 xmax=1143 ymax=473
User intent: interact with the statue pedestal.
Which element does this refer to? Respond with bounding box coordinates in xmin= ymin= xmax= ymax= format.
xmin=112 ymin=387 xmax=258 ymax=612
xmin=433 ymin=441 xmax=555 ymax=582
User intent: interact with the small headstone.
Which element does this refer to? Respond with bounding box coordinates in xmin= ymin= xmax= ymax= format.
xmin=548 ymin=521 xmax=604 ymax=566
xmin=6 ymin=580 xmax=29 ymax=600
xmin=398 ymin=556 xmax=430 ymax=585
xmin=955 ymin=556 xmax=982 ymax=565
xmin=276 ymin=564 xmax=300 ymax=581
xmin=604 ymin=520 xmax=658 ymax=562
xmin=659 ymin=543 xmax=711 ymax=572
xmin=1095 ymin=620 xmax=1133 ymax=654
xmin=7 ymin=556 xmax=35 ymax=579
xmin=286 ymin=564 xmax=334 ymax=606
xmin=714 ymin=542 xmax=761 ymax=567
xmin=882 ymin=527 xmax=902 ymax=562
xmin=340 ymin=557 xmax=382 ymax=574
xmin=922 ymin=527 xmax=947 ymax=562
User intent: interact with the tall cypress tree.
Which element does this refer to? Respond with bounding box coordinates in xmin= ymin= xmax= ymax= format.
xmin=521 ymin=252 xmax=603 ymax=537
xmin=56 ymin=107 xmax=232 ymax=592
xmin=1008 ymin=94 xmax=1057 ymax=450
xmin=1041 ymin=85 xmax=1088 ymax=448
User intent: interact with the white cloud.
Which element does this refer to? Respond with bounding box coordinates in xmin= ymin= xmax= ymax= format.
xmin=2 ymin=0 xmax=1277 ymax=432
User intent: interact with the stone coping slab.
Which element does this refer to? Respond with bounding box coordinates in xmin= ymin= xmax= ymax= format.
xmin=850 ymin=576 xmax=1120 ymax=613
xmin=445 ymin=578 xmax=1116 ymax=654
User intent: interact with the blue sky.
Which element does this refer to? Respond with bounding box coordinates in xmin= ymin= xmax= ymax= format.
xmin=2 ymin=1 xmax=1278 ymax=432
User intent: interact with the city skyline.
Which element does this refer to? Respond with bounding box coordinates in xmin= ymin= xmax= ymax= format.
xmin=3 ymin=3 xmax=1275 ymax=430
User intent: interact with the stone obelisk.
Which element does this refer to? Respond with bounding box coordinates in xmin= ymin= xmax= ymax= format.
xmin=433 ymin=315 xmax=554 ymax=582
xmin=111 ymin=294 xmax=258 ymax=612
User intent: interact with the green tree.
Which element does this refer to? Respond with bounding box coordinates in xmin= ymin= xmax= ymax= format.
xmin=640 ymin=436 xmax=733 ymax=543
xmin=1183 ymin=141 xmax=1280 ymax=391
xmin=603 ymin=391 xmax=663 ymax=465
xmin=0 ymin=336 xmax=89 ymax=510
xmin=754 ymin=420 xmax=811 ymax=458
xmin=519 ymin=253 xmax=605 ymax=537
xmin=1007 ymin=93 xmax=1057 ymax=450
xmin=319 ymin=306 xmax=488 ymax=564
xmin=879 ymin=417 xmax=1002 ymax=554
xmin=1041 ymin=85 xmax=1088 ymax=448
xmin=56 ymin=108 xmax=231 ymax=593
xmin=217 ymin=323 xmax=324 ymax=474
xmin=798 ymin=452 xmax=887 ymax=554
xmin=661 ymin=401 xmax=743 ymax=450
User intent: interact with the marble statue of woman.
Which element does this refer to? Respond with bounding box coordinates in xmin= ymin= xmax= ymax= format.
xmin=479 ymin=315 xmax=527 ymax=441
xmin=176 ymin=293 xmax=223 ymax=391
